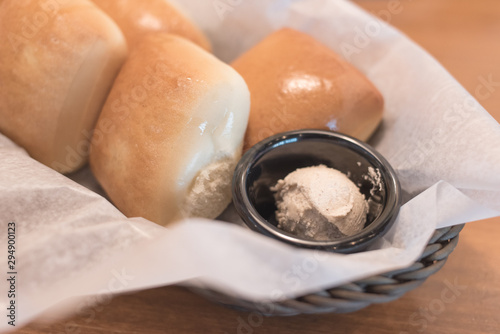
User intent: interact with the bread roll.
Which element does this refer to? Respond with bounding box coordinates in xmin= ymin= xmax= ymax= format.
xmin=231 ymin=28 xmax=384 ymax=150
xmin=0 ymin=0 xmax=127 ymax=173
xmin=91 ymin=0 xmax=211 ymax=51
xmin=90 ymin=33 xmax=250 ymax=226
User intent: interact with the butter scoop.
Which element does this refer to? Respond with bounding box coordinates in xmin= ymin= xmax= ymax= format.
xmin=272 ymin=165 xmax=368 ymax=241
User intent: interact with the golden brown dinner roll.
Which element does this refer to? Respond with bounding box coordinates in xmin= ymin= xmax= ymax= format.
xmin=91 ymin=0 xmax=211 ymax=51
xmin=231 ymin=28 xmax=384 ymax=150
xmin=90 ymin=33 xmax=250 ymax=226
xmin=0 ymin=0 xmax=127 ymax=173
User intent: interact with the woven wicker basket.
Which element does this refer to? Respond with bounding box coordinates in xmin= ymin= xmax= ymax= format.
xmin=192 ymin=224 xmax=464 ymax=315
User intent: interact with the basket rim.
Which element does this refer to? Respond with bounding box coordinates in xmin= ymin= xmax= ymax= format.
xmin=190 ymin=224 xmax=465 ymax=315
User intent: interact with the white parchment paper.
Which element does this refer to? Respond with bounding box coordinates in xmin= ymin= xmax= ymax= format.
xmin=1 ymin=0 xmax=500 ymax=331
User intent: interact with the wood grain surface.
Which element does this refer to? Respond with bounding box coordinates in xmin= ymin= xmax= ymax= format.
xmin=17 ymin=0 xmax=500 ymax=333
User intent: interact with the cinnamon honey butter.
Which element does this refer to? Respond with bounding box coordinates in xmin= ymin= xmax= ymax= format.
xmin=271 ymin=165 xmax=368 ymax=241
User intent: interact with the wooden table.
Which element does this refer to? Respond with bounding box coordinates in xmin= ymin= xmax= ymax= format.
xmin=19 ymin=1 xmax=500 ymax=333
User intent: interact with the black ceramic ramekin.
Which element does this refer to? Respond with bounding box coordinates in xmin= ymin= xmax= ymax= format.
xmin=232 ymin=129 xmax=401 ymax=253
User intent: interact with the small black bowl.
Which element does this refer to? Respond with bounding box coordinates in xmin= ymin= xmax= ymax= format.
xmin=232 ymin=129 xmax=401 ymax=253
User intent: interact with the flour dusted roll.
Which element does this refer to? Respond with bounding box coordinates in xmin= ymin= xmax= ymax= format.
xmin=91 ymin=0 xmax=211 ymax=51
xmin=90 ymin=33 xmax=250 ymax=226
xmin=231 ymin=28 xmax=384 ymax=151
xmin=0 ymin=0 xmax=127 ymax=173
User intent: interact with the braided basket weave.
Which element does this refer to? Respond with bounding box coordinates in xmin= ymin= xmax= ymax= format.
xmin=193 ymin=224 xmax=464 ymax=315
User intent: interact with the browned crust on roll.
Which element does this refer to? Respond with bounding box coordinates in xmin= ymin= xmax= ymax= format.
xmin=231 ymin=28 xmax=384 ymax=151
xmin=0 ymin=0 xmax=127 ymax=173
xmin=91 ymin=0 xmax=211 ymax=51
